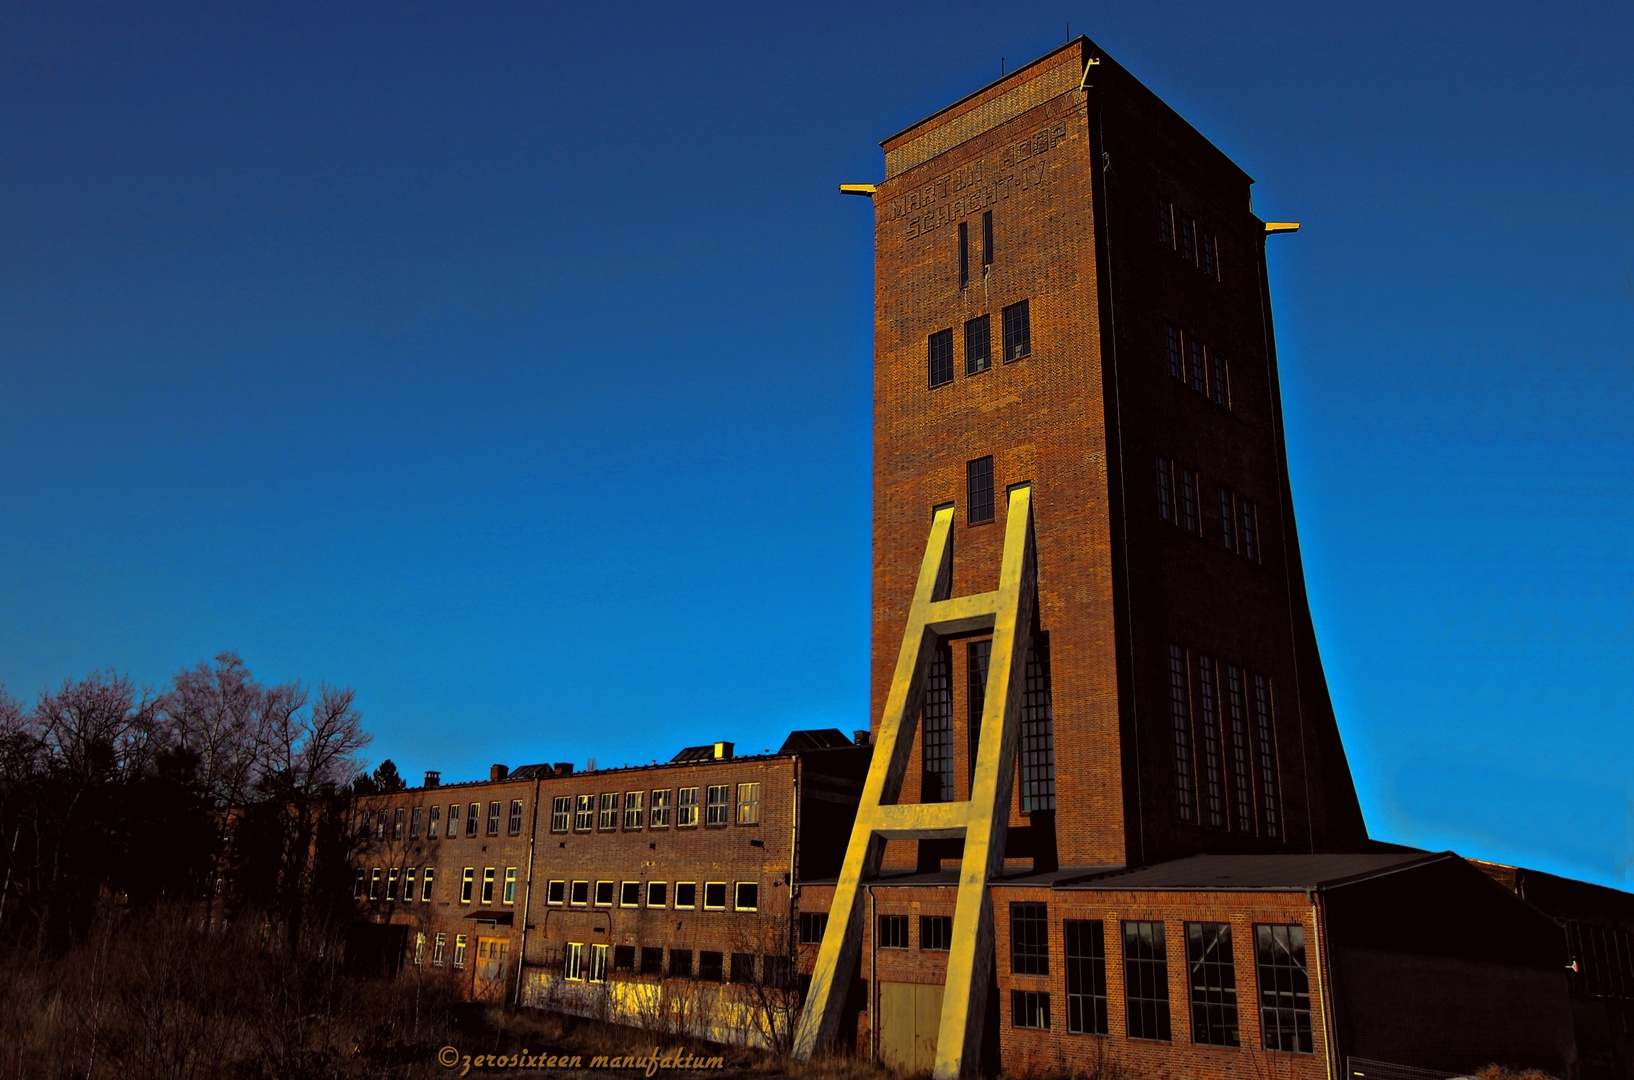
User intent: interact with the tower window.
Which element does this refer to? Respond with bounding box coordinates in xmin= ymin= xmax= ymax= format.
xmin=967 ymin=456 xmax=995 ymax=524
xmin=1164 ymin=323 xmax=1183 ymax=379
xmin=1179 ymin=213 xmax=1197 ymax=264
xmin=982 ymin=210 xmax=994 ymax=267
xmin=1241 ymin=500 xmax=1259 ymax=562
xmin=1019 ymin=637 xmax=1056 ymax=812
xmin=1253 ymin=675 xmax=1282 ymax=839
xmin=1157 ymin=457 xmax=1175 ymax=523
xmin=1201 ymin=230 xmax=1218 ymax=279
xmin=1225 ymin=664 xmax=1255 ymax=833
xmin=1219 ymin=489 xmax=1237 ymax=553
xmin=1178 ymin=468 xmax=1199 ymax=534
xmin=1186 ymin=922 xmax=1240 ymax=1046
xmin=1123 ymin=921 xmax=1172 ymax=1041
xmin=1210 ymin=351 xmax=1229 ymax=406
xmin=1157 ymin=197 xmax=1174 ymax=248
xmin=1169 ymin=645 xmax=1197 ymax=823
xmin=965 ymin=315 xmax=991 ymax=375
xmin=1002 ymin=300 xmax=1031 ymax=360
xmin=959 ymin=221 xmax=970 ymax=289
xmin=1197 ymin=655 xmax=1226 ymax=829
xmin=922 ymin=641 xmax=953 ymax=802
xmin=1187 ymin=339 xmax=1207 ymax=394
xmin=929 ymin=328 xmax=955 ymax=387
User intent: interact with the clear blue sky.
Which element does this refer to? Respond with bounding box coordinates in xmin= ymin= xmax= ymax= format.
xmin=1 ymin=3 xmax=1629 ymax=886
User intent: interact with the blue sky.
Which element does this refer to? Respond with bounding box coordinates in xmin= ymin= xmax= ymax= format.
xmin=1 ymin=2 xmax=1629 ymax=887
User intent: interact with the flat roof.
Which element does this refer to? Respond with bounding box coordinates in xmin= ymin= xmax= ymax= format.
xmin=1054 ymin=852 xmax=1446 ymax=892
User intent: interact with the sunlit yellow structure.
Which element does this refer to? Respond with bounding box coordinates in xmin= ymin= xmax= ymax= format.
xmin=791 ymin=485 xmax=1037 ymax=1080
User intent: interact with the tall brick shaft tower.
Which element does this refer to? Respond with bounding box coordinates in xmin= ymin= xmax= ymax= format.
xmin=867 ymin=37 xmax=1369 ymax=873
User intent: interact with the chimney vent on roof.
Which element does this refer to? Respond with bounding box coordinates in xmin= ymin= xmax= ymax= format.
xmin=854 ymin=730 xmax=871 ymax=747
xmin=424 ymin=770 xmax=441 ymax=788
xmin=553 ymin=762 xmax=574 ymax=776
xmin=714 ymin=741 xmax=734 ymax=759
xmin=490 ymin=764 xmax=508 ymax=781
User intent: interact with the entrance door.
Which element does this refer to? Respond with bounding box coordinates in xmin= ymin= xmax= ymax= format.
xmin=473 ymin=936 xmax=510 ymax=1000
xmin=878 ymin=982 xmax=943 ymax=1072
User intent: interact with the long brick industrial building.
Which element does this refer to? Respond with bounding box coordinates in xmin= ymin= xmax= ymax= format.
xmin=347 ymin=37 xmax=1634 ymax=1080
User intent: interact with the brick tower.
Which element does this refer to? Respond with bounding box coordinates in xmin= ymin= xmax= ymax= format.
xmin=865 ymin=37 xmax=1369 ymax=872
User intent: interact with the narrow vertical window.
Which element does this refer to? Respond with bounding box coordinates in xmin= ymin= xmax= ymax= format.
xmin=1164 ymin=323 xmax=1183 ymax=379
xmin=428 ymin=804 xmax=441 ymax=836
xmin=1240 ymin=500 xmax=1259 ymax=563
xmin=967 ymin=456 xmax=995 ymax=524
xmin=504 ymin=867 xmax=517 ymax=904
xmin=447 ymin=804 xmax=460 ymax=838
xmin=564 ymin=942 xmax=583 ymax=981
xmin=1019 ymin=637 xmax=1056 ymax=812
xmin=1065 ymin=920 xmax=1109 ymax=1036
xmin=1124 ymin=921 xmax=1172 ymax=1041
xmin=1187 ymin=922 xmax=1240 ymax=1046
xmin=1156 ymin=457 xmax=1175 ymax=522
xmin=1219 ymin=489 xmax=1237 ymax=553
xmin=394 ymin=808 xmax=406 ymax=840
xmin=598 ymin=792 xmax=618 ymax=830
xmin=466 ymin=803 xmax=480 ymax=837
xmin=588 ymin=943 xmax=608 ymax=983
xmin=369 ymin=869 xmax=381 ymax=899
xmin=929 ymin=328 xmax=955 ymax=387
xmin=422 ymin=867 xmax=435 ymax=901
xmin=1225 ymin=664 xmax=1255 ymax=833
xmin=486 ymin=801 xmax=501 ymax=836
xmin=1187 ymin=338 xmax=1207 ymax=394
xmin=454 ymin=934 xmax=467 ymax=970
xmin=1179 ymin=213 xmax=1197 ymax=264
xmin=736 ymin=782 xmax=760 ymax=824
xmin=1253 ymin=675 xmax=1283 ymax=840
xmin=405 ymin=868 xmax=416 ymax=901
xmin=550 ymin=797 xmax=569 ymax=832
xmin=965 ymin=315 xmax=991 ymax=375
xmin=1197 ymin=655 xmax=1226 ymax=829
xmin=958 ymin=221 xmax=970 ymax=289
xmin=982 ymin=210 xmax=994 ymax=267
xmin=966 ymin=639 xmax=991 ymax=791
xmin=1255 ymin=925 xmax=1313 ymax=1052
xmin=482 ymin=867 xmax=495 ymax=905
xmin=1201 ymin=230 xmax=1218 ymax=279
xmin=1169 ymin=645 xmax=1197 ymax=823
xmin=508 ymin=799 xmax=523 ymax=835
xmin=352 ymin=868 xmax=365 ymax=898
xmin=624 ymin=790 xmax=644 ymax=829
xmin=410 ymin=806 xmax=422 ymax=839
xmin=922 ymin=641 xmax=954 ymax=802
xmin=1002 ymin=299 xmax=1031 ymax=360
xmin=1179 ymin=468 xmax=1199 ymax=534
xmin=386 ymin=868 xmax=398 ymax=901
xmin=433 ymin=932 xmax=446 ymax=966
xmin=1210 ymin=351 xmax=1229 ymax=406
xmin=460 ymin=868 xmax=474 ymax=904
xmin=1011 ymin=903 xmax=1050 ymax=975
xmin=1157 ymin=197 xmax=1174 ymax=248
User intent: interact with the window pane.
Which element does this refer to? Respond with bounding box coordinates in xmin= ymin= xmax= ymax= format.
xmin=929 ymin=328 xmax=955 ymax=387
xmin=922 ymin=642 xmax=953 ymax=802
xmin=1187 ymin=339 xmax=1207 ymax=394
xmin=1255 ymin=924 xmax=1312 ymax=1053
xmin=1187 ymin=922 xmax=1240 ymax=1046
xmin=982 ymin=210 xmax=994 ymax=266
xmin=1225 ymin=665 xmax=1255 ymax=834
xmin=878 ymin=914 xmax=908 ymax=949
xmin=965 ymin=315 xmax=991 ymax=375
xmin=1002 ymin=300 xmax=1031 ymax=360
xmin=958 ymin=221 xmax=969 ymax=289
xmin=967 ymin=456 xmax=995 ymax=524
xmin=1156 ymin=457 xmax=1174 ymax=522
xmin=1019 ymin=638 xmax=1056 ymax=812
xmin=921 ymin=916 xmax=953 ymax=951
xmin=1065 ymin=919 xmax=1109 ymax=1036
xmin=1012 ymin=990 xmax=1050 ymax=1030
xmin=1123 ymin=921 xmax=1172 ymax=1041
xmin=1254 ymin=676 xmax=1282 ymax=839
xmin=1010 ymin=903 xmax=1049 ymax=975
xmin=967 ymin=639 xmax=991 ymax=784
xmin=1197 ymin=655 xmax=1226 ymax=829
xmin=1169 ymin=644 xmax=1197 ymax=822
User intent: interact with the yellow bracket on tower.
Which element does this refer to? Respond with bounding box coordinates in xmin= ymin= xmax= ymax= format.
xmin=791 ymin=485 xmax=1037 ymax=1080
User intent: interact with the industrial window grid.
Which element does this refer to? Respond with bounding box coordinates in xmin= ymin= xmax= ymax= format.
xmin=1179 ymin=213 xmax=1197 ymax=264
xmin=1019 ymin=638 xmax=1057 ymax=812
xmin=466 ymin=803 xmax=480 ymax=838
xmin=1253 ymin=675 xmax=1283 ymax=839
xmin=677 ymin=787 xmax=699 ymax=827
xmin=1219 ymin=489 xmax=1237 ymax=553
xmin=1157 ymin=197 xmax=1174 ymax=247
xmin=1255 ymin=924 xmax=1313 ymax=1052
xmin=965 ymin=315 xmax=992 ymax=375
xmin=800 ymin=912 xmax=829 ymax=944
xmin=1187 ymin=922 xmax=1240 ymax=1046
xmin=1065 ymin=919 xmax=1109 ymax=1036
xmin=574 ymin=795 xmax=593 ymax=832
xmin=958 ymin=221 xmax=970 ymax=289
xmin=1156 ymin=457 xmax=1175 ymax=522
xmin=1225 ymin=664 xmax=1256 ymax=833
xmin=1210 ymin=352 xmax=1229 ymax=406
xmin=1241 ymin=500 xmax=1259 ymax=562
xmin=878 ymin=914 xmax=909 ymax=949
xmin=598 ymin=792 xmax=618 ymax=831
xmin=1178 ymin=466 xmax=1199 ymax=534
xmin=1123 ymin=921 xmax=1172 ymax=1041
xmin=1164 ymin=323 xmax=1183 ymax=379
xmin=921 ymin=915 xmax=953 ymax=951
xmin=485 ymin=801 xmax=500 ymax=836
xmin=1012 ymin=990 xmax=1050 ymax=1030
xmin=922 ymin=641 xmax=954 ymax=802
xmin=705 ymin=785 xmax=730 ymax=825
xmin=967 ymin=639 xmax=991 ymax=792
xmin=1002 ymin=299 xmax=1031 ymax=360
xmin=1197 ymin=655 xmax=1227 ymax=829
xmin=1011 ymin=902 xmax=1050 ymax=975
xmin=929 ymin=328 xmax=955 ymax=387
xmin=736 ymin=782 xmax=760 ymax=824
xmin=967 ymin=456 xmax=995 ymax=524
xmin=1186 ymin=338 xmax=1207 ymax=394
xmin=1169 ymin=645 xmax=1197 ymax=823
xmin=624 ymin=790 xmax=644 ymax=830
xmin=650 ymin=788 xmax=672 ymax=827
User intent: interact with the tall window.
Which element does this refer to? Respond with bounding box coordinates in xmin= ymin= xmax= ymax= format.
xmin=1187 ymin=922 xmax=1240 ymax=1046
xmin=598 ymin=792 xmax=618 ymax=830
xmin=650 ymin=789 xmax=672 ymax=827
xmin=1186 ymin=339 xmax=1206 ymax=394
xmin=1156 ymin=457 xmax=1175 ymax=522
xmin=588 ymin=943 xmax=608 ymax=983
xmin=574 ymin=794 xmax=593 ymax=832
xmin=1010 ymin=902 xmax=1049 ymax=975
xmin=369 ymin=869 xmax=381 ymax=899
xmin=504 ymin=868 xmax=517 ymax=904
xmin=1019 ymin=638 xmax=1056 ymax=812
xmin=405 ymin=868 xmax=415 ymax=900
xmin=1157 ymin=196 xmax=1174 ymax=247
xmin=1255 ymin=925 xmax=1313 ymax=1052
xmin=706 ymin=785 xmax=730 ymax=825
xmin=929 ymin=328 xmax=955 ymax=387
xmin=677 ymin=787 xmax=699 ymax=827
xmin=1179 ymin=213 xmax=1197 ymax=264
xmin=386 ymin=868 xmax=398 ymax=901
xmin=1241 ymin=500 xmax=1259 ymax=562
xmin=736 ymin=782 xmax=760 ymax=824
xmin=428 ymin=804 xmax=441 ymax=836
xmin=415 ymin=931 xmax=426 ymax=965
xmin=410 ymin=806 xmax=422 ymax=839
xmin=982 ymin=210 xmax=994 ymax=268
xmin=922 ymin=642 xmax=954 ymax=802
xmin=482 ymin=867 xmax=495 ymax=905
xmin=508 ymin=799 xmax=524 ymax=835
xmin=551 ymin=796 xmax=570 ymax=832
xmin=1169 ymin=645 xmax=1197 ymax=823
xmin=447 ymin=804 xmax=460 ymax=838
xmin=422 ymin=867 xmax=435 ymax=901
xmin=958 ymin=221 xmax=970 ymax=289
xmin=564 ymin=942 xmax=584 ymax=981
xmin=1164 ymin=323 xmax=1182 ymax=378
xmin=352 ymin=868 xmax=364 ymax=898
xmin=965 ymin=315 xmax=991 ymax=375
xmin=967 ymin=640 xmax=991 ymax=787
xmin=453 ymin=934 xmax=467 ymax=969
xmin=1219 ymin=489 xmax=1237 ymax=553
xmin=967 ymin=456 xmax=995 ymax=524
xmin=486 ymin=801 xmax=501 ymax=836
xmin=433 ymin=932 xmax=446 ymax=966
xmin=1225 ymin=665 xmax=1255 ymax=833
xmin=374 ymin=811 xmax=385 ymax=841
xmin=1253 ymin=676 xmax=1283 ymax=840
xmin=1178 ymin=467 xmax=1199 ymax=533
xmin=878 ymin=914 xmax=909 ymax=949
xmin=1002 ymin=300 xmax=1031 ymax=360
xmin=1013 ymin=991 xmax=1050 ymax=1030
xmin=1200 ymin=230 xmax=1218 ymax=279
xmin=1123 ymin=921 xmax=1172 ymax=1041
xmin=1065 ymin=920 xmax=1109 ymax=1036
xmin=624 ymin=790 xmax=644 ymax=830
xmin=1210 ymin=352 xmax=1229 ymax=406
xmin=460 ymin=868 xmax=474 ymax=904
xmin=1197 ymin=655 xmax=1226 ymax=829
xmin=465 ymin=803 xmax=480 ymax=838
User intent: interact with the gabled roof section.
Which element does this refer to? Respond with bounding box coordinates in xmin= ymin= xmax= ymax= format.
xmin=778 ymin=729 xmax=856 ymax=753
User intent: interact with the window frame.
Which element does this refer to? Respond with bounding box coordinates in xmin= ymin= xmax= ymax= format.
xmin=877 ymin=913 xmax=909 ymax=950
xmin=564 ymin=941 xmax=584 ymax=981
xmin=920 ymin=915 xmax=953 ymax=952
xmin=705 ymin=784 xmax=730 ymax=826
xmin=410 ymin=806 xmax=422 ymax=839
xmin=800 ymin=911 xmax=829 ymax=944
xmin=460 ymin=868 xmax=474 ymax=904
xmin=674 ymin=882 xmax=697 ymax=909
xmin=624 ymin=790 xmax=645 ymax=830
xmin=453 ymin=933 xmax=468 ymax=970
xmin=433 ymin=932 xmax=446 ymax=966
xmin=404 ymin=867 xmax=416 ymax=901
xmin=574 ymin=794 xmax=593 ymax=832
xmin=1122 ymin=920 xmax=1173 ymax=1042
xmin=964 ymin=314 xmax=992 ymax=376
xmin=504 ymin=867 xmax=518 ymax=905
xmin=928 ymin=327 xmax=955 ymax=387
xmin=421 ymin=867 xmax=435 ymax=901
xmin=736 ymin=782 xmax=760 ymax=825
xmin=546 ymin=879 xmax=565 ymax=905
xmin=677 ymin=787 xmax=699 ymax=828
xmin=1001 ymin=299 xmax=1031 ymax=361
xmin=486 ymin=800 xmax=501 ymax=837
xmin=598 ymin=792 xmax=618 ymax=831
xmin=393 ymin=808 xmax=406 ymax=840
xmin=1065 ymin=918 xmax=1109 ymax=1036
xmin=649 ymin=788 xmax=672 ymax=828
xmin=481 ymin=867 xmax=495 ymax=905
xmin=703 ymin=881 xmax=728 ymax=911
xmin=386 ymin=868 xmax=398 ymax=901
xmin=551 ymin=796 xmax=571 ymax=833
xmin=734 ymin=881 xmax=759 ymax=912
xmin=446 ymin=804 xmax=460 ymax=839
xmin=570 ymin=880 xmax=590 ymax=906
xmin=588 ymin=942 xmax=608 ymax=983
xmin=1186 ymin=921 xmax=1241 ymax=1047
xmin=1010 ymin=902 xmax=1050 ymax=976
xmin=508 ymin=799 xmax=524 ymax=835
xmin=621 ymin=881 xmax=641 ymax=908
xmin=647 ymin=880 xmax=668 ymax=908
xmin=967 ymin=456 xmax=995 ymax=525
xmin=594 ymin=880 xmax=615 ymax=907
xmin=958 ymin=220 xmax=969 ymax=289
xmin=1012 ymin=989 xmax=1051 ymax=1030
xmin=466 ymin=802 xmax=480 ymax=838
xmin=428 ymin=804 xmax=441 ymax=837
xmin=369 ymin=868 xmax=381 ymax=900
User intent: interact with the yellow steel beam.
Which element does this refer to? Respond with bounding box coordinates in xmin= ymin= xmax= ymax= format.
xmin=1264 ymin=221 xmax=1301 ymax=234
xmin=791 ymin=485 xmax=1037 ymax=1080
xmin=839 ymin=184 xmax=878 ymax=197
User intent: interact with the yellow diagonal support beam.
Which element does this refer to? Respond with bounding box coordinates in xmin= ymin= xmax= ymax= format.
xmin=791 ymin=485 xmax=1036 ymax=1080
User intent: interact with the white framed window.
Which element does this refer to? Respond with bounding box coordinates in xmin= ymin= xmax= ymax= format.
xmin=461 ymin=868 xmax=474 ymax=904
xmin=736 ymin=782 xmax=760 ymax=825
xmin=735 ymin=881 xmax=759 ymax=912
xmin=551 ymin=796 xmax=571 ymax=832
xmin=433 ymin=932 xmax=446 ymax=966
xmin=650 ymin=789 xmax=672 ymax=828
xmin=564 ymin=942 xmax=584 ymax=981
xmin=675 ymin=882 xmax=697 ymax=909
xmin=647 ymin=881 xmax=668 ymax=908
xmin=570 ymin=880 xmax=590 ymax=906
xmin=706 ymin=785 xmax=730 ymax=825
xmin=624 ymin=791 xmax=644 ymax=829
xmin=453 ymin=934 xmax=467 ymax=969
xmin=594 ymin=880 xmax=615 ymax=907
xmin=677 ymin=787 xmax=699 ymax=827
xmin=414 ymin=931 xmax=426 ymax=965
xmin=598 ymin=793 xmax=618 ymax=831
xmin=546 ymin=880 xmax=565 ymax=905
xmin=421 ymin=867 xmax=435 ymax=901
xmin=504 ymin=868 xmax=518 ymax=904
xmin=574 ymin=794 xmax=593 ymax=831
xmin=620 ymin=881 xmax=641 ymax=907
xmin=704 ymin=882 xmax=728 ymax=910
xmin=481 ymin=867 xmax=495 ymax=905
xmin=589 ymin=943 xmax=608 ymax=983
